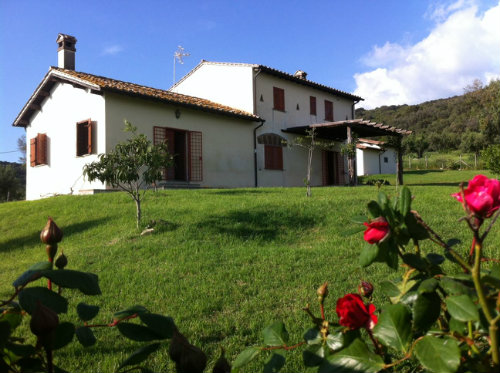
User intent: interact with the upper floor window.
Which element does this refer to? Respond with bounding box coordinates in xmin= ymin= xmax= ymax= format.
xmin=325 ymin=100 xmax=333 ymax=121
xmin=273 ymin=87 xmax=285 ymax=111
xmin=310 ymin=96 xmax=317 ymax=115
xmin=30 ymin=133 xmax=48 ymax=167
xmin=76 ymin=119 xmax=94 ymax=156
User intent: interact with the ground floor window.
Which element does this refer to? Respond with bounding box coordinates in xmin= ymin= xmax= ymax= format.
xmin=153 ymin=126 xmax=202 ymax=182
xmin=258 ymin=133 xmax=286 ymax=171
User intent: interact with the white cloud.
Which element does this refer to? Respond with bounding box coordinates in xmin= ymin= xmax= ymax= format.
xmin=354 ymin=0 xmax=500 ymax=109
xmin=101 ymin=45 xmax=124 ymax=56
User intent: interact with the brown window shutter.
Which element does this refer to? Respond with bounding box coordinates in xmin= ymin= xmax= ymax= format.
xmin=265 ymin=145 xmax=283 ymax=170
xmin=310 ymin=96 xmax=317 ymax=115
xmin=188 ymin=131 xmax=203 ymax=182
xmin=325 ymin=100 xmax=333 ymax=121
xmin=273 ymin=87 xmax=285 ymax=111
xmin=38 ymin=133 xmax=47 ymax=165
xmin=30 ymin=138 xmax=37 ymax=167
xmin=87 ymin=120 xmax=93 ymax=154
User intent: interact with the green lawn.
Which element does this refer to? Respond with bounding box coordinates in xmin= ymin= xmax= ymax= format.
xmin=1 ymin=170 xmax=499 ymax=372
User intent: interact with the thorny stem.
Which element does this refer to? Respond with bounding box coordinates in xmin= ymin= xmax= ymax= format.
xmin=303 ymin=304 xmax=322 ymax=328
xmin=413 ymin=213 xmax=472 ymax=272
xmin=261 ymin=341 xmax=306 ymax=351
xmin=383 ymin=336 xmax=425 ymax=369
xmin=471 ymin=234 xmax=499 ymax=367
xmin=320 ymin=303 xmax=325 ymax=321
xmin=85 ymin=313 xmax=138 ymax=328
xmin=481 ymin=209 xmax=500 ymax=242
xmin=0 ymin=273 xmax=40 ymax=307
xmin=366 ymin=329 xmax=382 ymax=355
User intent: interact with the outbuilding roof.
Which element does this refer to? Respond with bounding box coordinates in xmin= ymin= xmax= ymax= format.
xmin=13 ymin=67 xmax=261 ymax=127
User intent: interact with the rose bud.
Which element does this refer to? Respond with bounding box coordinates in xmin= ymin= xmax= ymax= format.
xmin=452 ymin=175 xmax=500 ymax=219
xmin=317 ymin=282 xmax=329 ymax=303
xmin=363 ymin=217 xmax=390 ymax=244
xmin=30 ymin=301 xmax=59 ymax=337
xmin=336 ymin=293 xmax=378 ymax=330
xmin=55 ymin=251 xmax=68 ymax=269
xmin=40 ymin=217 xmax=63 ymax=245
xmin=358 ymin=281 xmax=374 ymax=298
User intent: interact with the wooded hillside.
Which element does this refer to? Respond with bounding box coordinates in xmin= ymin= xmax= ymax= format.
xmin=355 ymin=79 xmax=500 ymax=154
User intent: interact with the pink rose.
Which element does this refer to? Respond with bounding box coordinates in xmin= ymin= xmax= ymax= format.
xmin=363 ymin=217 xmax=390 ymax=244
xmin=452 ymin=175 xmax=500 ymax=218
xmin=336 ymin=293 xmax=378 ymax=330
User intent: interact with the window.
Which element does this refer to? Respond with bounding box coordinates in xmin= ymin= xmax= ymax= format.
xmin=30 ymin=133 xmax=47 ymax=167
xmin=384 ymin=157 xmax=388 ymax=163
xmin=265 ymin=145 xmax=283 ymax=170
xmin=153 ymin=126 xmax=203 ymax=182
xmin=310 ymin=96 xmax=317 ymax=115
xmin=76 ymin=119 xmax=94 ymax=156
xmin=258 ymin=133 xmax=285 ymax=171
xmin=325 ymin=100 xmax=333 ymax=121
xmin=273 ymin=87 xmax=285 ymax=111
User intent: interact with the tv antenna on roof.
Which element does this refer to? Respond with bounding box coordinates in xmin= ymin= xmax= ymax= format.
xmin=173 ymin=45 xmax=190 ymax=85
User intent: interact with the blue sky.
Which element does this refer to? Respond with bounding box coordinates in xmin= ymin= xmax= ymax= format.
xmin=1 ymin=0 xmax=499 ymax=162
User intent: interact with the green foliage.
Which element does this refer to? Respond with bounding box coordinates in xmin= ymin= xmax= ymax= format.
xmin=84 ymin=120 xmax=172 ymax=227
xmin=356 ymin=79 xmax=500 ymax=152
xmin=0 ymin=165 xmax=22 ymax=202
xmin=482 ymin=144 xmax=500 ymax=175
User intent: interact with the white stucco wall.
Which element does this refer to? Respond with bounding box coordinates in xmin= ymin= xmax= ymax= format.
xmin=105 ymin=93 xmax=256 ymax=188
xmin=26 ymin=82 xmax=106 ymax=200
xmin=171 ymin=63 xmax=255 ymax=113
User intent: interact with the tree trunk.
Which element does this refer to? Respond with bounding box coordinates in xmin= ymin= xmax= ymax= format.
xmin=135 ymin=198 xmax=141 ymax=229
xmin=306 ymin=146 xmax=313 ymax=197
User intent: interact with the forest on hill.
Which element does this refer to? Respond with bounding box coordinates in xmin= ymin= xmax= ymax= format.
xmin=355 ymin=79 xmax=500 ymax=156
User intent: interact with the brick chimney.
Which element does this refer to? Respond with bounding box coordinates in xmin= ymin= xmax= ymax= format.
xmin=56 ymin=34 xmax=77 ymax=70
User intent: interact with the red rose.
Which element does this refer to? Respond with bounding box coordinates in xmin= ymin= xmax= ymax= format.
xmin=363 ymin=217 xmax=390 ymax=244
xmin=452 ymin=175 xmax=500 ymax=218
xmin=336 ymin=293 xmax=378 ymax=330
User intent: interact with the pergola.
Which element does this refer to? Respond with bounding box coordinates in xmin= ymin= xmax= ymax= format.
xmin=283 ymin=119 xmax=412 ymax=186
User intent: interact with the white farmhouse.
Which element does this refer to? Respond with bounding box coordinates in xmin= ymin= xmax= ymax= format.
xmin=13 ymin=34 xmax=410 ymax=200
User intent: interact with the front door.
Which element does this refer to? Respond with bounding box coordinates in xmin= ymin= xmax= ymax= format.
xmin=322 ymin=151 xmax=345 ymax=186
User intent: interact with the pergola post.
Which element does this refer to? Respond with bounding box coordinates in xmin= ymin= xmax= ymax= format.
xmin=396 ymin=135 xmax=404 ymax=185
xmin=347 ymin=125 xmax=356 ymax=186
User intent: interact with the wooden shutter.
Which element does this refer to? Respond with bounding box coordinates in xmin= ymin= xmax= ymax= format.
xmin=321 ymin=151 xmax=327 ymax=186
xmin=325 ymin=100 xmax=333 ymax=121
xmin=87 ymin=120 xmax=93 ymax=154
xmin=30 ymin=138 xmax=36 ymax=167
xmin=38 ymin=133 xmax=47 ymax=165
xmin=273 ymin=87 xmax=285 ymax=111
xmin=310 ymin=96 xmax=317 ymax=115
xmin=264 ymin=145 xmax=283 ymax=170
xmin=188 ymin=131 xmax=203 ymax=182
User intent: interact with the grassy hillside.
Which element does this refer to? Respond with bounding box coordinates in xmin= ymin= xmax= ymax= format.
xmin=1 ymin=170 xmax=499 ymax=372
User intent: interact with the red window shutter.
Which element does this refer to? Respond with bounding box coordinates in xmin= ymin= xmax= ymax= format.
xmin=38 ymin=133 xmax=47 ymax=165
xmin=325 ymin=100 xmax=333 ymax=121
xmin=273 ymin=87 xmax=285 ymax=111
xmin=188 ymin=131 xmax=203 ymax=182
xmin=30 ymin=138 xmax=36 ymax=167
xmin=310 ymin=96 xmax=317 ymax=116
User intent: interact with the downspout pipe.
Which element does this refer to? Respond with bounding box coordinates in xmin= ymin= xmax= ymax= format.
xmin=253 ymin=67 xmax=264 ymax=188
xmin=254 ymin=119 xmax=265 ymax=187
xmin=351 ymin=99 xmax=361 ymax=119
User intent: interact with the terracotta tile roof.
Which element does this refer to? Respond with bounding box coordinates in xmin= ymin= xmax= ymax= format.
xmin=13 ymin=67 xmax=260 ymax=127
xmin=171 ymin=61 xmax=364 ymax=101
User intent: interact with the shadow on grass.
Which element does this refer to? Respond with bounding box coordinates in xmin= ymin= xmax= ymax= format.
xmin=208 ymin=189 xmax=275 ymax=196
xmin=195 ymin=206 xmax=323 ymax=243
xmin=406 ymin=182 xmax=460 ymax=187
xmin=405 ymin=170 xmax=444 ymax=175
xmin=0 ymin=218 xmax=108 ymax=253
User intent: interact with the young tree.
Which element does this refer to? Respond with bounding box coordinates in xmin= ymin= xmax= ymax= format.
xmin=481 ymin=144 xmax=500 ymax=175
xmin=288 ymin=128 xmax=336 ymax=197
xmin=83 ymin=121 xmax=172 ymax=228
xmin=17 ymin=135 xmax=26 ymax=165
